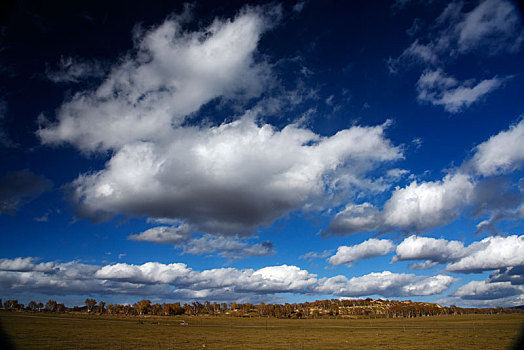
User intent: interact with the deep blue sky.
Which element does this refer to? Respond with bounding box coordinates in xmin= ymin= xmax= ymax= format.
xmin=1 ymin=0 xmax=524 ymax=307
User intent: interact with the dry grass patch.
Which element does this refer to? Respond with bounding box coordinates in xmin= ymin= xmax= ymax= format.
xmin=1 ymin=311 xmax=523 ymax=349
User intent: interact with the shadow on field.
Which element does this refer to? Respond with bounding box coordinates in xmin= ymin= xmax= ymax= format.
xmin=510 ymin=322 xmax=524 ymax=350
xmin=0 ymin=318 xmax=16 ymax=350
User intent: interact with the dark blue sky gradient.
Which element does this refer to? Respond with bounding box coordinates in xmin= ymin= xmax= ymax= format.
xmin=1 ymin=0 xmax=524 ymax=307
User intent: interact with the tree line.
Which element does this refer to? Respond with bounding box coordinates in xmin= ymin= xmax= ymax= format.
xmin=1 ymin=297 xmax=521 ymax=318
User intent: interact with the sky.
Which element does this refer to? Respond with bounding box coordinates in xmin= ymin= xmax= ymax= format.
xmin=1 ymin=0 xmax=524 ymax=308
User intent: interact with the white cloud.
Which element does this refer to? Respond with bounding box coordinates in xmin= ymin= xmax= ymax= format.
xmin=452 ymin=280 xmax=524 ymax=300
xmin=128 ymin=224 xmax=274 ymax=259
xmin=37 ymin=6 xmax=402 ymax=237
xmin=317 ymin=271 xmax=455 ymax=297
xmin=95 ymin=262 xmax=192 ymax=284
xmin=0 ymin=257 xmax=456 ymax=301
xmin=327 ymin=238 xmax=394 ymax=266
xmin=457 ymin=0 xmax=523 ymax=54
xmin=38 ymin=6 xmax=279 ymax=152
xmin=390 ymin=0 xmax=522 ymax=112
xmin=249 ymin=265 xmax=318 ymax=293
xmin=68 ymin=116 xmax=401 ymax=235
xmin=373 ymin=234 xmax=524 ymax=277
xmin=470 ymin=177 xmax=524 ymax=235
xmin=416 ymin=69 xmax=505 ymax=113
xmin=327 ymin=173 xmax=474 ymax=235
xmin=393 ymin=0 xmax=522 ymax=68
xmin=180 ymin=235 xmax=274 ymax=260
xmin=326 ymin=203 xmax=382 ymax=235
xmin=488 ymin=265 xmax=524 ymax=286
xmin=393 ymin=235 xmax=467 ymax=265
xmin=407 ymin=261 xmax=439 ymax=270
xmin=0 ymin=257 xmax=55 ymax=272
xmin=128 ymin=224 xmax=192 ymax=244
xmin=328 ymin=116 xmax=524 ymax=236
xmin=471 ymin=119 xmax=524 ymax=176
xmin=96 ymin=262 xmax=317 ymax=294
xmin=388 ymin=40 xmax=439 ymax=73
xmin=300 ymin=250 xmax=332 ymax=261
xmin=385 ymin=168 xmax=410 ymax=181
xmin=383 ymin=173 xmax=474 ymax=230
xmin=447 ymin=235 xmax=524 ymax=273
xmin=391 ymin=235 xmax=524 ymax=274
xmin=459 ymin=121 xmax=524 ymax=233
xmin=0 ymin=263 xmax=164 ymax=297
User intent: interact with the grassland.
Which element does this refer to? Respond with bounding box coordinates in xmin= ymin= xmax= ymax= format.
xmin=1 ymin=310 xmax=523 ymax=349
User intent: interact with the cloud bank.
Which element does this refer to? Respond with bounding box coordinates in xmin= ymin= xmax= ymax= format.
xmin=38 ymin=5 xmax=402 ymax=239
xmin=327 ymin=118 xmax=524 ymax=236
xmin=0 ymin=257 xmax=455 ymax=301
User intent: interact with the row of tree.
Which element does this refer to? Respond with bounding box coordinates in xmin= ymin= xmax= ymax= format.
xmin=1 ymin=297 xmax=521 ymax=318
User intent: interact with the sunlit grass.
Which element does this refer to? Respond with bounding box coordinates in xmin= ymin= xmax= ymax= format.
xmin=1 ymin=311 xmax=523 ymax=349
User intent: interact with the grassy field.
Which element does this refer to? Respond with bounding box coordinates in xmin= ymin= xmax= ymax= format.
xmin=1 ymin=311 xmax=523 ymax=349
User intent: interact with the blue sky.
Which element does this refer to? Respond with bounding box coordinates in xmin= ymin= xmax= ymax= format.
xmin=1 ymin=0 xmax=524 ymax=307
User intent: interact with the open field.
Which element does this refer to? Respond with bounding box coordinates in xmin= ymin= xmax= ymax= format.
xmin=1 ymin=311 xmax=523 ymax=349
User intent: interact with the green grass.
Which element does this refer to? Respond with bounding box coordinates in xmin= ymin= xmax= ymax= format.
xmin=1 ymin=311 xmax=523 ymax=349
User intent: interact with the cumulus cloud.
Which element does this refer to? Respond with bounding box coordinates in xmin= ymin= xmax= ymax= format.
xmin=0 ymin=257 xmax=456 ymax=301
xmin=68 ymin=116 xmax=400 ymax=235
xmin=327 ymin=173 xmax=474 ymax=235
xmin=93 ymin=262 xmax=318 ymax=294
xmin=37 ymin=6 xmax=402 ymax=237
xmin=488 ymin=265 xmax=524 ymax=286
xmin=316 ymin=271 xmax=455 ymax=297
xmin=95 ymin=262 xmax=192 ymax=284
xmin=328 ymin=117 xmax=524 ymax=236
xmin=0 ymin=264 xmax=163 ymax=297
xmin=390 ymin=235 xmax=524 ymax=274
xmin=456 ymin=119 xmax=524 ymax=233
xmin=38 ymin=6 xmax=279 ymax=152
xmin=128 ymin=224 xmax=192 ymax=244
xmin=446 ymin=235 xmax=524 ymax=273
xmin=416 ymin=69 xmax=505 ymax=113
xmin=452 ymin=280 xmax=524 ymax=300
xmin=327 ymin=239 xmax=395 ymax=266
xmin=326 ymin=203 xmax=382 ymax=235
xmin=181 ymin=235 xmax=275 ymax=260
xmin=0 ymin=257 xmax=55 ymax=272
xmin=393 ymin=235 xmax=467 ymax=266
xmin=128 ymin=223 xmax=274 ymax=259
xmin=0 ymin=170 xmax=53 ymax=215
xmin=471 ymin=119 xmax=524 ymax=176
xmin=471 ymin=177 xmax=524 ymax=235
xmin=382 ymin=173 xmax=474 ymax=230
